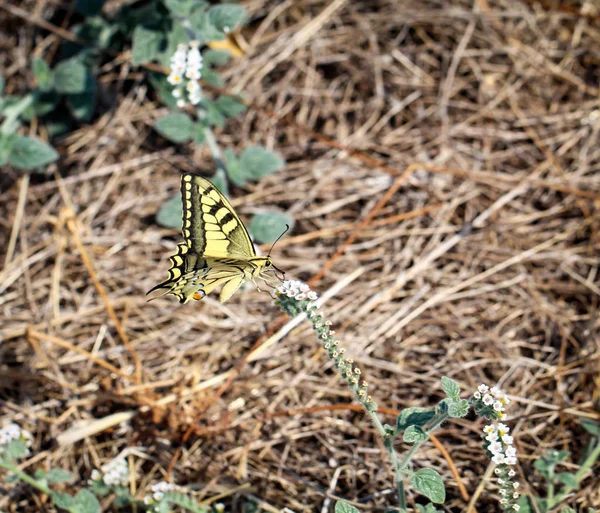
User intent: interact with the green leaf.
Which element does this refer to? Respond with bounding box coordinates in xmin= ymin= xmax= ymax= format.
xmin=165 ymin=0 xmax=193 ymax=16
xmin=534 ymin=457 xmax=552 ymax=475
xmin=2 ymin=439 xmax=29 ymax=460
xmin=202 ymin=49 xmax=231 ymax=66
xmin=155 ymin=112 xmax=195 ymax=143
xmin=8 ymin=135 xmax=58 ymax=170
xmin=193 ymin=123 xmax=206 ymax=144
xmin=581 ymin=419 xmax=600 ymax=436
xmin=156 ymin=194 xmax=182 ymax=229
xmin=545 ymin=450 xmax=570 ymax=464
xmin=72 ymin=489 xmax=101 ymax=513
xmin=403 ymin=425 xmax=428 ymax=444
xmin=0 ymin=74 xmax=4 ymax=95
xmin=67 ymin=77 xmax=97 ymax=121
xmin=202 ymin=101 xmax=226 ymax=128
xmin=75 ymin=0 xmax=105 ymax=15
xmin=517 ymin=496 xmax=533 ymax=513
xmin=208 ymin=4 xmax=247 ymax=32
xmin=416 ymin=504 xmax=443 ymax=513
xmin=396 ymin=407 xmax=436 ymax=432
xmin=22 ymin=91 xmax=60 ymax=120
xmin=46 ymin=468 xmax=74 ymax=483
xmin=201 ymin=68 xmax=224 ymax=87
xmin=555 ymin=472 xmax=579 ymax=489
xmin=249 ymin=212 xmax=294 ymax=244
xmin=53 ymin=59 xmax=88 ymax=94
xmin=214 ymin=95 xmax=247 ymax=118
xmin=560 ymin=508 xmax=576 ymax=513
xmin=410 ymin=469 xmax=446 ymax=504
xmin=33 ymin=58 xmax=53 ymax=91
xmin=224 ymin=148 xmax=244 ymax=186
xmin=441 ymin=376 xmax=460 ymax=399
xmin=239 ymin=146 xmax=285 ymax=181
xmin=52 ymin=492 xmax=75 ymax=509
xmin=447 ymin=398 xmax=469 ymax=418
xmin=131 ymin=26 xmax=162 ymax=66
xmin=334 ymin=502 xmax=360 ymax=513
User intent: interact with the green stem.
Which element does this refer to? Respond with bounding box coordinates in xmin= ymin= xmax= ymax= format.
xmin=367 ymin=411 xmax=407 ymax=512
xmin=0 ymin=461 xmax=53 ymax=495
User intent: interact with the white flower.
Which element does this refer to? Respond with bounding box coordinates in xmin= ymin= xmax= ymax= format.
xmin=485 ymin=432 xmax=499 ymax=442
xmin=512 ymin=482 xmax=519 ymax=489
xmin=505 ymin=446 xmax=517 ymax=457
xmin=502 ymin=434 xmax=514 ymax=445
xmin=504 ymin=456 xmax=518 ymax=465
xmin=176 ymin=99 xmax=186 ymax=108
xmin=483 ymin=394 xmax=494 ymax=406
xmin=492 ymin=453 xmax=505 ymax=464
xmin=493 ymin=401 xmax=504 ymax=412
xmin=473 ymin=391 xmax=481 ymax=399
xmin=478 ymin=384 xmax=489 ymax=394
xmin=167 ymin=73 xmax=183 ymax=85
xmin=501 ymin=395 xmax=511 ymax=405
xmin=497 ymin=423 xmax=510 ymax=435
xmin=484 ymin=425 xmax=496 ymax=434
xmin=490 ymin=386 xmax=502 ymax=398
xmin=513 ymin=492 xmax=519 ymax=499
xmin=513 ymin=504 xmax=521 ymax=510
xmin=508 ymin=469 xmax=516 ymax=477
xmin=488 ymin=441 xmax=503 ymax=454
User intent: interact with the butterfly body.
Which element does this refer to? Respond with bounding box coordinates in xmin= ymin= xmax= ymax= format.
xmin=148 ymin=174 xmax=278 ymax=304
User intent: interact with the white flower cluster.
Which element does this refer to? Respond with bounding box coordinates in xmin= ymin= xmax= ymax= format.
xmin=167 ymin=41 xmax=203 ymax=107
xmin=90 ymin=458 xmax=128 ymax=487
xmin=276 ymin=280 xmax=318 ymax=302
xmin=474 ymin=384 xmax=520 ymax=511
xmin=0 ymin=423 xmax=33 ymax=455
xmin=143 ymin=481 xmax=179 ymax=511
xmin=474 ymin=384 xmax=510 ymax=420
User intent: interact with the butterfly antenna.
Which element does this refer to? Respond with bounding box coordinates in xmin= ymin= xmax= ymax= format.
xmin=268 ymin=224 xmax=290 ymax=257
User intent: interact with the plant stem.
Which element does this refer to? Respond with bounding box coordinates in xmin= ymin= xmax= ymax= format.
xmin=202 ymin=125 xmax=227 ymax=177
xmin=0 ymin=461 xmax=53 ymax=495
xmin=367 ymin=410 xmax=407 ymax=512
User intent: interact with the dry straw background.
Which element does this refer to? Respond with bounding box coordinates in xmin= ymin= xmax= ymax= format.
xmin=1 ymin=0 xmax=600 ymax=511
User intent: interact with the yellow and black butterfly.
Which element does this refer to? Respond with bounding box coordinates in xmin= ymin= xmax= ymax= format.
xmin=147 ymin=173 xmax=284 ymax=303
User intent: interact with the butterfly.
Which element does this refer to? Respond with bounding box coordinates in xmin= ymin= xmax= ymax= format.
xmin=147 ymin=173 xmax=284 ymax=304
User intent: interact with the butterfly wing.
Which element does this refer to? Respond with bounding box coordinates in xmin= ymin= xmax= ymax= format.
xmin=148 ymin=173 xmax=258 ymax=303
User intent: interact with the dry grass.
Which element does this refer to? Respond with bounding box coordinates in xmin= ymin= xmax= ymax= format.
xmin=1 ymin=0 xmax=600 ymax=511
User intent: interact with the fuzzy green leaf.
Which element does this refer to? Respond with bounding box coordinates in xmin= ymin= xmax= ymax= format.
xmin=67 ymin=77 xmax=97 ymax=121
xmin=410 ymin=469 xmax=445 ymax=504
xmin=224 ymin=148 xmax=244 ymax=186
xmin=447 ymin=398 xmax=469 ymax=418
xmin=334 ymin=502 xmax=360 ymax=513
xmin=32 ymin=58 xmax=53 ymax=92
xmin=249 ymin=212 xmax=294 ymax=244
xmin=396 ymin=407 xmax=436 ymax=433
xmin=72 ymin=489 xmax=101 ymax=513
xmin=53 ymin=492 xmax=76 ymax=509
xmin=46 ymin=468 xmax=75 ymax=483
xmin=239 ymin=146 xmax=284 ymax=181
xmin=165 ymin=0 xmax=193 ymax=16
xmin=202 ymin=49 xmax=231 ymax=66
xmin=403 ymin=425 xmax=428 ymax=444
xmin=53 ymin=59 xmax=88 ymax=94
xmin=155 ymin=112 xmax=195 ymax=143
xmin=207 ymin=4 xmax=247 ymax=32
xmin=132 ymin=26 xmax=162 ymax=66
xmin=581 ymin=419 xmax=600 ymax=436
xmin=214 ymin=95 xmax=247 ymax=118
xmin=441 ymin=376 xmax=460 ymax=399
xmin=555 ymin=472 xmax=579 ymax=489
xmin=8 ymin=135 xmax=58 ymax=170
xmin=0 ymin=132 xmax=14 ymax=166
xmin=156 ymin=194 xmax=182 ymax=229
xmin=544 ymin=450 xmax=570 ymax=464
